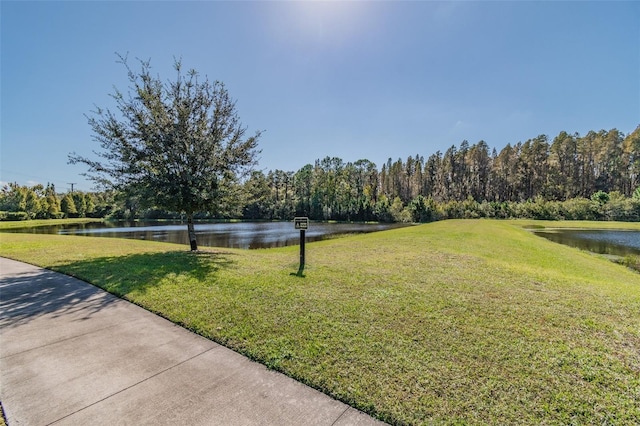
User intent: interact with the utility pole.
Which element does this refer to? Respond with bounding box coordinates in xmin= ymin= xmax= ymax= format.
xmin=68 ymin=183 xmax=77 ymax=193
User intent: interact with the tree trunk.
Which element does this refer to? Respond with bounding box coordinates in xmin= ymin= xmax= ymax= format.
xmin=187 ymin=214 xmax=198 ymax=251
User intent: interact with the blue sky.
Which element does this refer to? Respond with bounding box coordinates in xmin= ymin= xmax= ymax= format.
xmin=2 ymin=1 xmax=639 ymax=192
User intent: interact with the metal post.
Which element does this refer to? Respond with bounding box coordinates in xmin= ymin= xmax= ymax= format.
xmin=293 ymin=217 xmax=309 ymax=276
xmin=299 ymin=229 xmax=306 ymax=271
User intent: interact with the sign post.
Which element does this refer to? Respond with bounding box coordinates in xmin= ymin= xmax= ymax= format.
xmin=294 ymin=217 xmax=309 ymax=274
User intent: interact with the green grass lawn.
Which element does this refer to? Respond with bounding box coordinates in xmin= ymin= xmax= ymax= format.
xmin=1 ymin=219 xmax=639 ymax=424
xmin=0 ymin=217 xmax=104 ymax=230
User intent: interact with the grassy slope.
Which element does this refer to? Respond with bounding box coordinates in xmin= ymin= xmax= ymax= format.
xmin=1 ymin=220 xmax=639 ymax=424
xmin=0 ymin=218 xmax=103 ymax=230
xmin=507 ymin=219 xmax=640 ymax=230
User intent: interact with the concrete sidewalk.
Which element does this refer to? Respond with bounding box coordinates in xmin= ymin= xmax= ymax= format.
xmin=0 ymin=257 xmax=385 ymax=425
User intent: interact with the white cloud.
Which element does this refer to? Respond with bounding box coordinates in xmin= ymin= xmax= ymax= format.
xmin=449 ymin=119 xmax=471 ymax=137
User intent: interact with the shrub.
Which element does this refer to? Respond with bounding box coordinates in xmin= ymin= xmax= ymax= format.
xmin=616 ymin=255 xmax=640 ymax=273
xmin=1 ymin=211 xmax=29 ymax=221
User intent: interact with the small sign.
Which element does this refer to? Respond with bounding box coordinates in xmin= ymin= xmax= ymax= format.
xmin=294 ymin=217 xmax=309 ymax=230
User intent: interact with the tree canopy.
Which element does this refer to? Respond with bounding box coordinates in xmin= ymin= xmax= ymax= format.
xmin=70 ymin=55 xmax=261 ymax=250
xmin=4 ymin=125 xmax=639 ymax=224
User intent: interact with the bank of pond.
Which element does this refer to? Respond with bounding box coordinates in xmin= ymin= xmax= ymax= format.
xmin=534 ymin=228 xmax=640 ymax=257
xmin=3 ymin=221 xmax=409 ymax=249
xmin=3 ymin=220 xmax=639 ymax=259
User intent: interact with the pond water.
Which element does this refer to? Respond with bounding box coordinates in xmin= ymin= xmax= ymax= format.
xmin=6 ymin=221 xmax=409 ymax=249
xmin=533 ymin=229 xmax=640 ymax=257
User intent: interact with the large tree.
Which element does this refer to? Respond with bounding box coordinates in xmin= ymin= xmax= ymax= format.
xmin=70 ymin=55 xmax=261 ymax=250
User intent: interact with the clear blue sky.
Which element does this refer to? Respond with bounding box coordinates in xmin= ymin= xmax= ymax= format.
xmin=2 ymin=1 xmax=639 ymax=192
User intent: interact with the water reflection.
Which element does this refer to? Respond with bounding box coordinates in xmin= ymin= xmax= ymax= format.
xmin=534 ymin=229 xmax=640 ymax=256
xmin=6 ymin=221 xmax=408 ymax=249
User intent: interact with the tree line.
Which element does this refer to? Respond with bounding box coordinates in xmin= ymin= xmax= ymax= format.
xmin=241 ymin=126 xmax=640 ymax=222
xmin=3 ymin=126 xmax=639 ymax=223
xmin=0 ymin=183 xmax=113 ymax=220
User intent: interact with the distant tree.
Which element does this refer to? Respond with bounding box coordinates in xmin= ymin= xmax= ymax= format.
xmin=267 ymin=169 xmax=295 ymax=219
xmin=591 ymin=190 xmax=610 ymax=205
xmin=466 ymin=141 xmax=491 ymax=201
xmin=72 ymin=192 xmax=87 ymax=217
xmin=294 ymin=164 xmax=313 ymax=217
xmin=390 ymin=196 xmax=410 ymax=222
xmin=70 ymin=55 xmax=261 ymax=250
xmin=577 ymin=131 xmax=598 ymax=197
xmin=351 ymin=159 xmax=379 ymax=221
xmin=24 ymin=189 xmax=40 ymax=218
xmin=60 ymin=193 xmax=77 ymax=217
xmin=623 ymin=126 xmax=640 ymax=195
xmin=44 ymin=184 xmax=61 ymax=218
xmin=489 ymin=144 xmax=517 ymax=202
xmin=373 ymin=194 xmax=393 ymax=222
xmin=549 ymin=131 xmax=579 ymax=199
xmin=242 ymin=171 xmax=271 ymax=219
xmin=408 ymin=194 xmax=437 ymax=222
xmin=423 ymin=151 xmax=443 ymax=200
xmin=84 ymin=193 xmax=96 ymax=216
xmin=0 ymin=183 xmax=26 ymax=212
